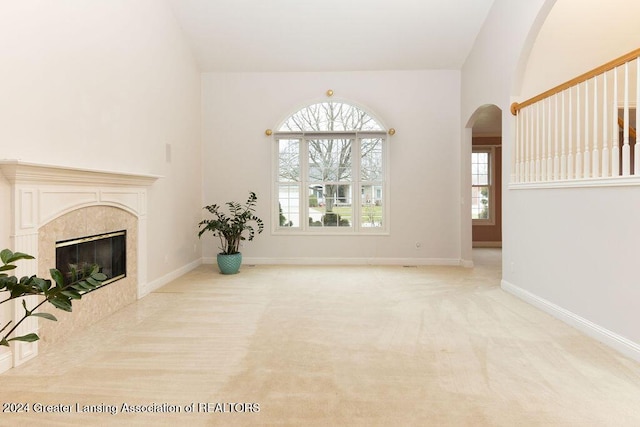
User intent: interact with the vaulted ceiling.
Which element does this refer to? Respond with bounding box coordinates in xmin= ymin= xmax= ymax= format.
xmin=167 ymin=0 xmax=495 ymax=72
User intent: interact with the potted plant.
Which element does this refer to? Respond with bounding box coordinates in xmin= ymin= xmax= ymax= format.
xmin=198 ymin=191 xmax=264 ymax=274
xmin=0 ymin=249 xmax=107 ymax=346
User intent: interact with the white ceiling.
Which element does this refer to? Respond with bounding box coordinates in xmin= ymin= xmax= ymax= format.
xmin=167 ymin=0 xmax=495 ymax=72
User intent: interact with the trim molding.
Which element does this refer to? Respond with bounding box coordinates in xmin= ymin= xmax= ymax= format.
xmin=509 ymin=175 xmax=640 ymax=190
xmin=139 ymin=259 xmax=202 ymax=297
xmin=0 ymin=350 xmax=12 ymax=374
xmin=501 ymin=279 xmax=640 ymax=363
xmin=204 ymin=257 xmax=464 ymax=266
xmin=0 ymin=160 xmax=161 ymax=187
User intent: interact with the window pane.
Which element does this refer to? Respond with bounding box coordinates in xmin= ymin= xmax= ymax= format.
xmin=308 ymin=186 xmax=323 ymax=227
xmin=337 ymin=185 xmax=352 ymax=227
xmin=471 ymin=152 xmax=489 ymax=186
xmin=361 ymin=138 xmax=383 ymax=181
xmin=471 ymin=150 xmax=490 ymax=220
xmin=278 ymin=184 xmax=300 ymax=227
xmin=309 ymin=184 xmax=352 ymax=227
xmin=308 ymin=139 xmax=352 ymax=182
xmin=471 ymin=186 xmax=489 ymax=219
xmin=279 ymin=102 xmax=383 ymax=131
xmin=278 ymin=139 xmax=300 ymax=182
xmin=361 ymin=185 xmax=383 ymax=228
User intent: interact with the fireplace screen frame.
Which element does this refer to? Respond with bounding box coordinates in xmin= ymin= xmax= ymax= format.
xmin=55 ymin=230 xmax=127 ymax=291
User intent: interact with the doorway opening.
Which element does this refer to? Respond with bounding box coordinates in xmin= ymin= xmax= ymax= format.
xmin=468 ymin=105 xmax=502 ymax=248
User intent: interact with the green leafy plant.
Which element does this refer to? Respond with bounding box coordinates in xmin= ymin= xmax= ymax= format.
xmin=198 ymin=191 xmax=264 ymax=255
xmin=279 ymin=203 xmax=293 ymax=227
xmin=0 ymin=249 xmax=107 ymax=346
xmin=321 ymin=212 xmax=350 ymax=227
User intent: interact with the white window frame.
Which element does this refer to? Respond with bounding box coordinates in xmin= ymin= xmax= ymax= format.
xmin=471 ymin=146 xmax=495 ymax=226
xmin=273 ymin=130 xmax=389 ymax=235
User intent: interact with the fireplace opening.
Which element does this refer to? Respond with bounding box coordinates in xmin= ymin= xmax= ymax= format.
xmin=55 ymin=230 xmax=126 ymax=290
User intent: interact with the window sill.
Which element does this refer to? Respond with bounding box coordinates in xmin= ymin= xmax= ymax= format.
xmin=473 ymin=219 xmax=495 ymax=226
xmin=273 ymin=229 xmax=389 ymax=236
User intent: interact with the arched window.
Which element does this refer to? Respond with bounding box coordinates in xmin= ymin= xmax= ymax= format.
xmin=280 ymin=102 xmax=384 ymax=132
xmin=274 ymin=101 xmax=388 ymax=234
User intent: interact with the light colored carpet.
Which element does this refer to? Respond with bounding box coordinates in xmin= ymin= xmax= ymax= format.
xmin=1 ymin=250 xmax=640 ymax=426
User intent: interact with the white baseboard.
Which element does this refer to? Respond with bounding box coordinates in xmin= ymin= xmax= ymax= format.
xmin=138 ymin=258 xmax=202 ymax=298
xmin=501 ymin=279 xmax=640 ymax=363
xmin=0 ymin=349 xmax=12 ymax=375
xmin=209 ymin=257 xmax=465 ymax=266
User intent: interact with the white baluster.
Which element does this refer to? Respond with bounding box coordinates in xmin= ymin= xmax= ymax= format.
xmin=592 ymin=75 xmax=600 ymax=178
xmin=518 ymin=110 xmax=528 ymax=182
xmin=536 ymin=103 xmax=541 ymax=181
xmin=547 ymin=97 xmax=553 ymax=179
xmin=518 ymin=109 xmax=524 ymax=182
xmin=612 ymin=66 xmax=620 ymax=176
xmin=561 ymin=91 xmax=567 ymax=179
xmin=576 ymin=82 xmax=583 ymax=179
xmin=554 ymin=95 xmax=560 ymax=180
xmin=635 ymin=57 xmax=640 ymax=176
xmin=623 ymin=62 xmax=631 ymax=176
xmin=529 ymin=106 xmax=535 ymax=182
xmin=602 ymin=72 xmax=609 ymax=177
xmin=511 ymin=111 xmax=520 ymax=183
xmin=523 ymin=106 xmax=529 ymax=182
xmin=548 ymin=98 xmax=553 ymax=180
xmin=584 ymin=80 xmax=591 ymax=178
xmin=568 ymin=86 xmax=574 ymax=180
xmin=541 ymin=98 xmax=548 ymax=181
xmin=524 ymin=107 xmax=532 ymax=182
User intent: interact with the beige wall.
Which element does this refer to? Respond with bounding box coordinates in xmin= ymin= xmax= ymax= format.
xmin=520 ymin=0 xmax=640 ymax=99
xmin=202 ymin=70 xmax=464 ymax=264
xmin=0 ymin=0 xmax=202 ymax=289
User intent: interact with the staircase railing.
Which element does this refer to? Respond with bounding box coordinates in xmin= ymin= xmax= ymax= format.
xmin=617 ymin=117 xmax=637 ymax=139
xmin=510 ymin=47 xmax=640 ymax=185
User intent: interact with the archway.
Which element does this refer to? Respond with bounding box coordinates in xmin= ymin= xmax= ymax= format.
xmin=463 ymin=104 xmax=502 ymax=266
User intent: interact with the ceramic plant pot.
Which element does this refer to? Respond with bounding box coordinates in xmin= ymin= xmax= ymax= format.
xmin=216 ymin=252 xmax=242 ymax=274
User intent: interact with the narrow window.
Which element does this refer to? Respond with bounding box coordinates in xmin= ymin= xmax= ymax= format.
xmin=471 ymin=149 xmax=492 ymax=222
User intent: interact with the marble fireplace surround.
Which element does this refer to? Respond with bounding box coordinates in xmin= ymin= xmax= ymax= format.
xmin=0 ymin=160 xmax=158 ymax=373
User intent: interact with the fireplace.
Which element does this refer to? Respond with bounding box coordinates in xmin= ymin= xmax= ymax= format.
xmin=0 ymin=160 xmax=158 ymax=373
xmin=56 ymin=230 xmax=127 ymax=288
xmin=37 ymin=206 xmax=138 ymax=352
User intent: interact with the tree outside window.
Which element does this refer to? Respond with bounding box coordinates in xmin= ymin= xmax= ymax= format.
xmin=275 ymin=102 xmax=387 ymax=233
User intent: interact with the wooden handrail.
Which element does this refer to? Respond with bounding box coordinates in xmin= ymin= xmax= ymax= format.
xmin=617 ymin=117 xmax=637 ymax=139
xmin=511 ymin=47 xmax=640 ymax=115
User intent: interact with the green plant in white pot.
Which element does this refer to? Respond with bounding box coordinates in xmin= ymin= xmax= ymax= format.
xmin=198 ymin=191 xmax=264 ymax=274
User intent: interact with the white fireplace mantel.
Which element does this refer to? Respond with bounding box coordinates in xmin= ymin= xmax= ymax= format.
xmin=0 ymin=160 xmax=160 ymax=187
xmin=0 ymin=160 xmax=160 ymax=373
xmin=1 ymin=160 xmax=161 ymax=231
